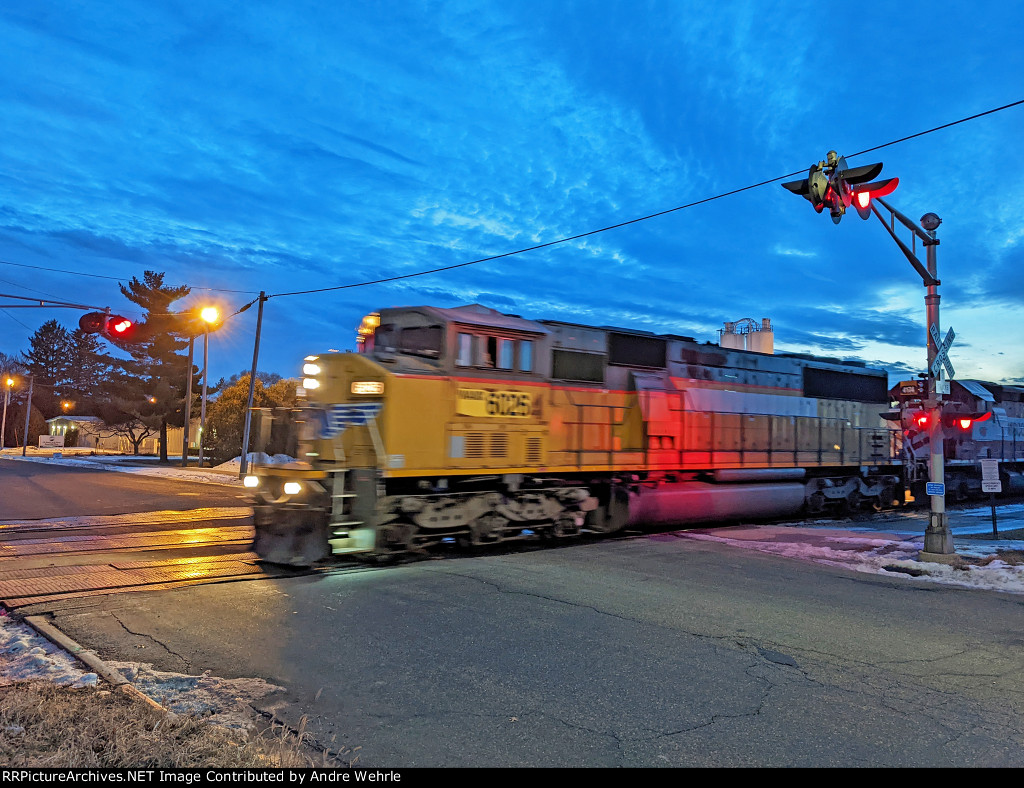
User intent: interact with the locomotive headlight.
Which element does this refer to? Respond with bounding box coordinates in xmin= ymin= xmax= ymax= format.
xmin=303 ymin=378 xmax=320 ymax=389
xmin=303 ymin=362 xmax=321 ymax=376
xmin=243 ymin=475 xmax=259 ymax=488
xmin=351 ymin=380 xmax=385 ymax=395
xmin=283 ymin=482 xmax=302 ymax=495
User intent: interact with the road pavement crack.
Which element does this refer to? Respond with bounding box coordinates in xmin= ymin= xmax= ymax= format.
xmin=109 ymin=612 xmax=192 ymax=671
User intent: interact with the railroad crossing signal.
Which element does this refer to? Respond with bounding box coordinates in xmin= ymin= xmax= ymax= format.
xmin=79 ymin=311 xmax=136 ymax=342
xmin=929 ymin=324 xmax=955 ymax=379
xmin=781 ymin=152 xmax=895 ymax=224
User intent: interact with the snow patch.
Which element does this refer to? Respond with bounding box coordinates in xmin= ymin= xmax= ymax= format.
xmin=214 ymin=453 xmax=296 ymax=471
xmin=0 ymin=615 xmax=98 ymax=689
xmin=109 ymin=662 xmax=284 ymax=730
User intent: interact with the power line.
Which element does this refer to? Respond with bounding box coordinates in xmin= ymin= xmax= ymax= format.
xmin=270 ymin=97 xmax=1024 ymax=299
xmin=0 ymin=259 xmax=260 ymax=295
xmin=0 ymin=309 xmax=31 ymax=330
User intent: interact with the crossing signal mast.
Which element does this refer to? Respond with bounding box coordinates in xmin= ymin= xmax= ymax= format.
xmin=782 ymin=152 xmax=956 ymax=563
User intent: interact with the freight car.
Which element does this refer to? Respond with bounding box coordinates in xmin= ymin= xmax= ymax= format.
xmin=891 ymin=378 xmax=1024 ymax=501
xmin=246 ymin=304 xmax=902 ymax=564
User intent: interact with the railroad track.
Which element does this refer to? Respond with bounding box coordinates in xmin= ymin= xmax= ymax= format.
xmin=0 ymin=507 xmax=311 ymax=611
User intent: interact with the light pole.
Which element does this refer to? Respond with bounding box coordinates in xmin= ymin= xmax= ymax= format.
xmin=21 ymin=375 xmax=33 ymax=457
xmin=1 ymin=377 xmax=13 ymax=450
xmin=181 ymin=336 xmax=195 ymax=467
xmin=196 ymin=306 xmax=219 ymax=468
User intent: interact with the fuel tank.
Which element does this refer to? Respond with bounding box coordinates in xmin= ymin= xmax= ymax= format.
xmin=626 ymin=481 xmax=805 ymax=527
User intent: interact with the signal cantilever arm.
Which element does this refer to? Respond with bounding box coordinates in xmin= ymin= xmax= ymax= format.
xmin=869 ymin=204 xmax=939 ymax=287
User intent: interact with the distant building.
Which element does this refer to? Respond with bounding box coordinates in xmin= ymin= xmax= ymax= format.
xmin=45 ymin=416 xmax=200 ymax=455
xmin=719 ymin=318 xmax=774 ymax=355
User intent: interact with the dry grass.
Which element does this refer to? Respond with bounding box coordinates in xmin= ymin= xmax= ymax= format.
xmin=0 ymin=681 xmax=352 ymax=768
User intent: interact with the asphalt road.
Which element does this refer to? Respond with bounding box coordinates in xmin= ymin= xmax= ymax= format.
xmin=42 ymin=533 xmax=1024 ymax=767
xmin=0 ymin=459 xmax=248 ymax=519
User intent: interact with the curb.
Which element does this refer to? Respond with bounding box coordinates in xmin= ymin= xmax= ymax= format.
xmin=23 ymin=614 xmax=172 ymax=716
xmin=0 ymin=454 xmax=244 ymax=489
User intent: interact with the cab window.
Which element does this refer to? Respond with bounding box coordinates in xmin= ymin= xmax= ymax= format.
xmin=398 ymin=326 xmax=442 ymax=358
xmin=518 ymin=340 xmax=533 ymax=372
xmin=457 ymin=333 xmax=473 ymax=366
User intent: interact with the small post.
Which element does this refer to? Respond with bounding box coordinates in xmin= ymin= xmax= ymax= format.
xmin=990 ymin=492 xmax=998 ymax=539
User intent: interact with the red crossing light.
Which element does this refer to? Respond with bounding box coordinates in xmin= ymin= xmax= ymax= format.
xmin=944 ymin=411 xmax=991 ymax=432
xmin=912 ymin=411 xmax=930 ymax=430
xmin=108 ymin=317 xmax=133 ymax=335
xmin=853 ymin=178 xmax=899 ymax=219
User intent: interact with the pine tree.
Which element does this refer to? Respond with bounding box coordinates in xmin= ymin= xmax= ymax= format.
xmin=21 ymin=319 xmax=74 ymax=416
xmin=117 ymin=271 xmax=192 ymax=462
xmin=67 ymin=328 xmax=114 ymax=410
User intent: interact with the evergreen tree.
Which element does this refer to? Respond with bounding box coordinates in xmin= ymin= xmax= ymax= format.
xmin=67 ymin=328 xmax=114 ymax=410
xmin=118 ymin=271 xmax=192 ymax=462
xmin=21 ymin=319 xmax=74 ymax=416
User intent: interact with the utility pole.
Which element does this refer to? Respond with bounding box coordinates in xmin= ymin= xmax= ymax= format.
xmin=239 ymin=292 xmax=268 ymax=477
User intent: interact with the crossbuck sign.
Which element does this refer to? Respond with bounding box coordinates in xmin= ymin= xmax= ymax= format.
xmin=930 ymin=324 xmax=955 ymax=379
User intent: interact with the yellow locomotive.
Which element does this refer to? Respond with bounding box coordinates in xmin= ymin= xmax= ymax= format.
xmin=247 ymin=304 xmax=898 ymax=564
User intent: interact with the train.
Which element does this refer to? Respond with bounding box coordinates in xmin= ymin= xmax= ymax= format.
xmin=246 ymin=303 xmax=917 ymax=565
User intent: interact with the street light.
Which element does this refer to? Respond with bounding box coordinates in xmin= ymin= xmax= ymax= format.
xmin=197 ymin=306 xmax=220 ymax=468
xmin=179 ymin=305 xmax=222 ymax=468
xmin=1 ymin=377 xmax=13 ymax=451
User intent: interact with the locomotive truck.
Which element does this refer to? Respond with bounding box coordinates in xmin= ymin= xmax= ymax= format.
xmin=246 ymin=303 xmax=904 ymax=564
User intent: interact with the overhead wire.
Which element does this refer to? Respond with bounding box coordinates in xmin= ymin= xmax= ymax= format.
xmin=269 ymin=97 xmax=1024 ymax=299
xmin=0 ymin=259 xmax=261 ymax=295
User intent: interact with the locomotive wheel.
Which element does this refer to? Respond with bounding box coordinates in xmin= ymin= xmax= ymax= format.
xmin=806 ymin=492 xmax=826 ymax=515
xmin=844 ymin=490 xmax=862 ymax=512
xmin=872 ymin=484 xmax=897 ymax=512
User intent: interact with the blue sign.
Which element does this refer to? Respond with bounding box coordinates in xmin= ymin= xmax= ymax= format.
xmin=925 ymin=482 xmax=945 ymax=496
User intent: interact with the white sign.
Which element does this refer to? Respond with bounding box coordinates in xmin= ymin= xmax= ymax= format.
xmin=38 ymin=435 xmax=64 ymax=449
xmin=929 ymin=324 xmax=955 ymax=380
xmin=981 ymin=458 xmax=1002 ymax=493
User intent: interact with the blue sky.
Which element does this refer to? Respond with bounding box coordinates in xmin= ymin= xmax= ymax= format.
xmin=1 ymin=1 xmax=1022 ymax=386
